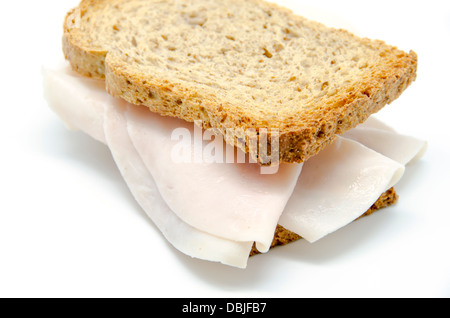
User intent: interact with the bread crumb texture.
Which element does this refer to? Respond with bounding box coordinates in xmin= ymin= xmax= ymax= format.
xmin=63 ymin=0 xmax=417 ymax=163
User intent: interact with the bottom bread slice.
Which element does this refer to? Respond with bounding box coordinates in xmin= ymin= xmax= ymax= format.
xmin=250 ymin=187 xmax=398 ymax=256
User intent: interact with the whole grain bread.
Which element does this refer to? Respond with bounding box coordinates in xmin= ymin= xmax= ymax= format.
xmin=250 ymin=187 xmax=398 ymax=256
xmin=63 ymin=0 xmax=417 ymax=164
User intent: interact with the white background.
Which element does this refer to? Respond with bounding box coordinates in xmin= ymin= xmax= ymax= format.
xmin=0 ymin=0 xmax=449 ymax=298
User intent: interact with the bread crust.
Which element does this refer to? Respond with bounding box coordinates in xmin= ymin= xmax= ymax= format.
xmin=63 ymin=0 xmax=417 ymax=164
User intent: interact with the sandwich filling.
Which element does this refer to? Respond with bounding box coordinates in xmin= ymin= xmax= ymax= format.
xmin=43 ymin=63 xmax=426 ymax=268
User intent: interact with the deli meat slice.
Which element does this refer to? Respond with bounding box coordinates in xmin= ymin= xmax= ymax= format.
xmin=125 ymin=104 xmax=302 ymax=253
xmin=103 ymin=98 xmax=255 ymax=268
xmin=278 ymin=136 xmax=405 ymax=243
xmin=342 ymin=117 xmax=427 ymax=165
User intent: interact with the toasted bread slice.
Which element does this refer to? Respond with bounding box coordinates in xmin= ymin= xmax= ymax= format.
xmin=250 ymin=187 xmax=398 ymax=256
xmin=63 ymin=0 xmax=417 ymax=163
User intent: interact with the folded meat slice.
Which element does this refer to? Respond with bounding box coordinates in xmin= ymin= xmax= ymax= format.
xmin=278 ymin=117 xmax=427 ymax=243
xmin=43 ymin=63 xmax=107 ymax=144
xmin=103 ymin=98 xmax=255 ymax=268
xmin=278 ymin=136 xmax=405 ymax=243
xmin=343 ymin=117 xmax=428 ymax=165
xmin=125 ymin=104 xmax=302 ymax=253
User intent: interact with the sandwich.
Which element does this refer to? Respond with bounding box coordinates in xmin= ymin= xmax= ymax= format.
xmin=43 ymin=0 xmax=427 ymax=268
